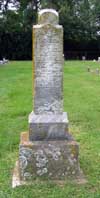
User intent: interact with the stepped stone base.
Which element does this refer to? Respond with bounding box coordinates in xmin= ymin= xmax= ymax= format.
xmin=12 ymin=132 xmax=86 ymax=187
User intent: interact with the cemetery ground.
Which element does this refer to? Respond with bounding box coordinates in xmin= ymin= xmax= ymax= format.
xmin=0 ymin=61 xmax=100 ymax=198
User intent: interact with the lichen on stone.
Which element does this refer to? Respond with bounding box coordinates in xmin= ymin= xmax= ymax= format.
xmin=47 ymin=144 xmax=61 ymax=160
xmin=34 ymin=149 xmax=48 ymax=176
xmin=37 ymin=167 xmax=48 ymax=176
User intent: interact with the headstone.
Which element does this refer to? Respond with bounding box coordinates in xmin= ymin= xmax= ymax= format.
xmin=98 ymin=57 xmax=100 ymax=62
xmin=96 ymin=68 xmax=99 ymax=75
xmin=0 ymin=58 xmax=9 ymax=65
xmin=82 ymin=56 xmax=86 ymax=61
xmin=12 ymin=9 xmax=84 ymax=187
xmin=0 ymin=61 xmax=3 ymax=65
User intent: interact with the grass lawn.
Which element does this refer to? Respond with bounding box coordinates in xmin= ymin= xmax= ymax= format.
xmin=0 ymin=61 xmax=100 ymax=198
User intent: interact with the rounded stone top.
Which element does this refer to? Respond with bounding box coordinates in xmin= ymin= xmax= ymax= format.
xmin=38 ymin=9 xmax=59 ymax=25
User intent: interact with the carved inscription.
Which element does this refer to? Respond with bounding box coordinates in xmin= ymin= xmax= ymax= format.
xmin=33 ymin=25 xmax=63 ymax=114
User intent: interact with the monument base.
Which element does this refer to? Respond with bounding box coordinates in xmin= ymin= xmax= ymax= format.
xmin=29 ymin=112 xmax=70 ymax=141
xmin=12 ymin=132 xmax=86 ymax=188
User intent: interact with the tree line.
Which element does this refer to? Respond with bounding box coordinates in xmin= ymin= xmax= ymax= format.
xmin=0 ymin=0 xmax=100 ymax=60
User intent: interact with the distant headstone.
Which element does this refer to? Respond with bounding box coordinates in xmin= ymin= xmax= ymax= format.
xmin=96 ymin=68 xmax=99 ymax=75
xmin=98 ymin=57 xmax=100 ymax=62
xmin=0 ymin=61 xmax=3 ymax=65
xmin=12 ymin=9 xmax=84 ymax=187
xmin=82 ymin=56 xmax=86 ymax=61
xmin=3 ymin=58 xmax=9 ymax=64
xmin=87 ymin=67 xmax=100 ymax=75
xmin=0 ymin=58 xmax=9 ymax=65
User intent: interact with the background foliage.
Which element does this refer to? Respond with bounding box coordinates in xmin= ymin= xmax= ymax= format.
xmin=0 ymin=0 xmax=100 ymax=60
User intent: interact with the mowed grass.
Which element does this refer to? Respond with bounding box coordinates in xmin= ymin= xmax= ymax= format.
xmin=0 ymin=61 xmax=100 ymax=198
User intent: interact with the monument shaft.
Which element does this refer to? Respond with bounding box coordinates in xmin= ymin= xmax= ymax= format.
xmin=29 ymin=9 xmax=69 ymax=141
xmin=33 ymin=24 xmax=63 ymax=114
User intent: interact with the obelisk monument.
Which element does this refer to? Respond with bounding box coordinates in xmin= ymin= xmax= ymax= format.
xmin=12 ymin=9 xmax=83 ymax=187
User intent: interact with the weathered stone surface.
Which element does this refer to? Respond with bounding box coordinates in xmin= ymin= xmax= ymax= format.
xmin=38 ymin=9 xmax=59 ymax=25
xmin=33 ymin=12 xmax=63 ymax=114
xmin=29 ymin=112 xmax=71 ymax=141
xmin=12 ymin=9 xmax=83 ymax=187
xmin=30 ymin=9 xmax=67 ymax=140
xmin=34 ymin=86 xmax=63 ymax=114
xmin=19 ymin=132 xmax=81 ymax=181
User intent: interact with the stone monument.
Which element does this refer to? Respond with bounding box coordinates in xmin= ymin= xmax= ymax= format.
xmin=12 ymin=9 xmax=84 ymax=187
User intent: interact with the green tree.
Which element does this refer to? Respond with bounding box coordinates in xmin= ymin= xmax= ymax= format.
xmin=0 ymin=0 xmax=100 ymax=59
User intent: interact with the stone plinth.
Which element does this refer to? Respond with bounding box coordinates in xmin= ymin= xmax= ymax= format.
xmin=12 ymin=133 xmax=85 ymax=187
xmin=29 ymin=112 xmax=70 ymax=141
xmin=18 ymin=132 xmax=82 ymax=182
xmin=19 ymin=133 xmax=80 ymax=181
